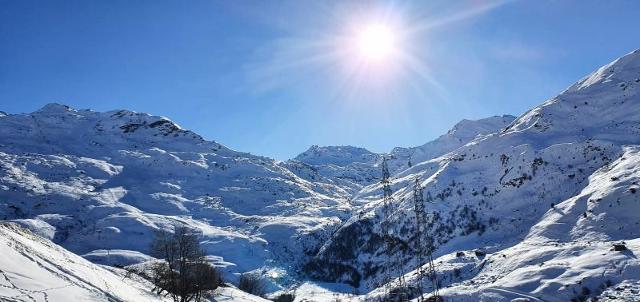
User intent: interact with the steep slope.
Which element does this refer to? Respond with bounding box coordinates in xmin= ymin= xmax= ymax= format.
xmin=0 ymin=222 xmax=167 ymax=302
xmin=307 ymin=49 xmax=640 ymax=301
xmin=388 ymin=115 xmax=516 ymax=172
xmin=0 ymin=222 xmax=271 ymax=302
xmin=367 ymin=146 xmax=640 ymax=301
xmin=0 ymin=104 xmax=350 ymax=286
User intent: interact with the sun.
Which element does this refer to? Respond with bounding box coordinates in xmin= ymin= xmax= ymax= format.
xmin=356 ymin=23 xmax=397 ymax=62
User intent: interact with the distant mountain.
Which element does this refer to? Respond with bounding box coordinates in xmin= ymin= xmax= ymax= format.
xmin=389 ymin=115 xmax=516 ymax=170
xmin=294 ymin=145 xmax=379 ymax=167
xmin=284 ymin=116 xmax=516 ymax=197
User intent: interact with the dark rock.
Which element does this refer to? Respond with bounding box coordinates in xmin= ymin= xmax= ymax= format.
xmin=474 ymin=249 xmax=486 ymax=258
xmin=612 ymin=243 xmax=627 ymax=252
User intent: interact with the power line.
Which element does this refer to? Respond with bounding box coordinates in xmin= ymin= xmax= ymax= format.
xmin=412 ymin=177 xmax=442 ymax=302
xmin=379 ymin=156 xmax=409 ymax=302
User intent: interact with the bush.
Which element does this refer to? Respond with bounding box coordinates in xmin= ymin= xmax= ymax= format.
xmin=612 ymin=242 xmax=627 ymax=251
xmin=453 ymin=268 xmax=461 ymax=278
xmin=238 ymin=273 xmax=266 ymax=297
xmin=150 ymin=226 xmax=221 ymax=302
xmin=273 ymin=293 xmax=295 ymax=302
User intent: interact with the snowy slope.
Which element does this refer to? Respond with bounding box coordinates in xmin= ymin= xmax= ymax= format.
xmin=379 ymin=146 xmax=640 ymax=301
xmin=0 ymin=222 xmax=275 ymax=302
xmin=0 ymin=222 xmax=168 ymax=302
xmin=284 ymin=146 xmax=380 ymax=196
xmin=393 ymin=146 xmax=640 ymax=302
xmin=0 ymin=104 xmax=350 ymax=287
xmin=306 ymin=49 xmax=640 ymax=300
xmin=284 ymin=115 xmax=516 ymax=196
xmin=388 ymin=115 xmax=516 ymax=171
xmin=294 ymin=145 xmax=378 ymax=167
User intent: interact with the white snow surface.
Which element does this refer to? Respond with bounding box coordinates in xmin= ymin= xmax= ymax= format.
xmin=284 ymin=115 xmax=515 ymax=196
xmin=0 ymin=104 xmax=353 ymax=284
xmin=0 ymin=222 xmax=271 ymax=302
xmin=2 ymin=49 xmax=640 ymax=301
xmin=0 ymin=222 xmax=168 ymax=302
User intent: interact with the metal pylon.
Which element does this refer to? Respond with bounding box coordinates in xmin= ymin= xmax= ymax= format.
xmin=380 ymin=156 xmax=409 ymax=302
xmin=412 ymin=177 xmax=442 ymax=302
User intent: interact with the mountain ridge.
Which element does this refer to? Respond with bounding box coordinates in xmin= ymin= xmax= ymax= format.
xmin=1 ymin=49 xmax=640 ymax=301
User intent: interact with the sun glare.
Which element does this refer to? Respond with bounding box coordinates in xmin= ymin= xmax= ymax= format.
xmin=356 ymin=23 xmax=397 ymax=62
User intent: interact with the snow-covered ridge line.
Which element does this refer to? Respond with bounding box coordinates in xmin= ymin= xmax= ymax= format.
xmin=285 ymin=115 xmax=517 ymax=196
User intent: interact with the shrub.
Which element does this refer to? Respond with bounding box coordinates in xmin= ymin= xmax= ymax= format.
xmin=150 ymin=226 xmax=221 ymax=302
xmin=474 ymin=249 xmax=486 ymax=258
xmin=273 ymin=293 xmax=295 ymax=302
xmin=612 ymin=242 xmax=627 ymax=251
xmin=238 ymin=273 xmax=266 ymax=297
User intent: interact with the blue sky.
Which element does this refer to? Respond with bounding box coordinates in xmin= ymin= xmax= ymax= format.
xmin=1 ymin=0 xmax=639 ymax=159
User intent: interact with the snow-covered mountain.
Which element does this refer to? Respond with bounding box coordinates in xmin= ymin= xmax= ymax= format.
xmin=0 ymin=103 xmax=353 ymax=287
xmin=283 ymin=145 xmax=381 ymax=195
xmin=283 ymin=115 xmax=516 ymax=197
xmin=294 ymin=145 xmax=378 ymax=167
xmin=306 ymin=49 xmax=640 ymax=301
xmin=1 ymin=49 xmax=640 ymax=302
xmin=0 ymin=102 xmax=456 ymax=284
xmin=388 ymin=115 xmax=516 ymax=171
xmin=0 ymin=102 xmax=516 ymax=300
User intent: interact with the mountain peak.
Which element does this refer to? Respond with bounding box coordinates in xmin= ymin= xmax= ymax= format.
xmin=446 ymin=115 xmax=516 ymax=138
xmin=294 ymin=145 xmax=378 ymax=166
xmin=36 ymin=103 xmax=76 ymax=114
xmin=567 ymin=49 xmax=640 ymax=93
xmin=0 ymin=103 xmax=221 ymax=156
xmin=505 ymin=50 xmax=640 ymax=136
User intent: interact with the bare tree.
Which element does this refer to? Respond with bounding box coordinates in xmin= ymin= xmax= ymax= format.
xmin=238 ymin=273 xmax=266 ymax=297
xmin=273 ymin=293 xmax=295 ymax=302
xmin=151 ymin=225 xmax=221 ymax=302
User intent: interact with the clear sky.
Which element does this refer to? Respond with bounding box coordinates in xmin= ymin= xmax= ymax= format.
xmin=1 ymin=0 xmax=639 ymax=159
